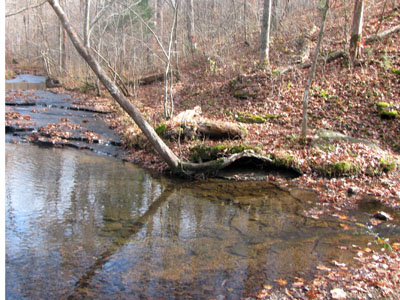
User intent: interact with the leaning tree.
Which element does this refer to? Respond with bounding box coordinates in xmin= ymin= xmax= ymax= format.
xmin=46 ymin=0 xmax=273 ymax=176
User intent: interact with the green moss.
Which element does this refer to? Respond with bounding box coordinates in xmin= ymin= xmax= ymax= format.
xmin=377 ymin=102 xmax=390 ymax=110
xmin=233 ymin=90 xmax=251 ymax=99
xmin=379 ymin=158 xmax=397 ymax=173
xmin=377 ymin=102 xmax=398 ymax=119
xmin=318 ymin=161 xmax=360 ymax=177
xmin=271 ymin=69 xmax=280 ymax=76
xmin=235 ymin=112 xmax=265 ymax=123
xmin=235 ymin=112 xmax=278 ymax=124
xmin=155 ymin=122 xmax=168 ymax=136
xmin=268 ymin=152 xmax=301 ymax=173
xmin=391 ymin=68 xmax=400 ymax=78
xmin=189 ymin=144 xmax=258 ymax=163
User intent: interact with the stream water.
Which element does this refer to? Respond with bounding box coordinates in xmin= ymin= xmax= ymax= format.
xmin=5 ymin=76 xmax=400 ymax=299
xmin=6 ymin=144 xmax=400 ymax=299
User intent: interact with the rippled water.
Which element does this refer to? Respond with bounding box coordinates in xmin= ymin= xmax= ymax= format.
xmin=5 ymin=144 xmax=398 ymax=299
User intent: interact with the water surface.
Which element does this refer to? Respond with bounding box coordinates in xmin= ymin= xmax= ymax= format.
xmin=6 ymin=74 xmax=46 ymax=91
xmin=6 ymin=144 xmax=399 ymax=299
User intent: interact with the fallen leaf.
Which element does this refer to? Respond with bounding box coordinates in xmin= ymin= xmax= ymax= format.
xmin=370 ymin=218 xmax=383 ymax=226
xmin=274 ymin=279 xmax=287 ymax=286
xmin=263 ymin=284 xmax=273 ymax=290
xmin=391 ymin=243 xmax=400 ymax=251
xmin=340 ymin=223 xmax=350 ymax=230
xmin=331 ymin=288 xmax=347 ymax=300
xmin=317 ymin=265 xmax=331 ymax=271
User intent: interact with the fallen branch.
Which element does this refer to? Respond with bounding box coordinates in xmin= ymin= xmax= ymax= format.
xmin=278 ymin=51 xmax=347 ymax=76
xmin=180 ymin=150 xmax=274 ymax=174
xmin=277 ymin=23 xmax=400 ymax=76
xmin=365 ymin=24 xmax=400 ymax=44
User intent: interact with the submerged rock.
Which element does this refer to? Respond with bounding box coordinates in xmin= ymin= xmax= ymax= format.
xmin=373 ymin=211 xmax=393 ymax=221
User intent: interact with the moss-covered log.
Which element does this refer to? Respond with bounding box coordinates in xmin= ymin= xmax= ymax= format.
xmin=197 ymin=120 xmax=247 ymax=139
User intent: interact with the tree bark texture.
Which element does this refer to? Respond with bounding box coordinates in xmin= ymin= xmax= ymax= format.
xmin=349 ymin=0 xmax=364 ymax=61
xmin=186 ymin=0 xmax=196 ymax=52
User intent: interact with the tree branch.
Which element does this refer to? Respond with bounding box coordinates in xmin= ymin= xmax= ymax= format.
xmin=6 ymin=0 xmax=47 ymax=18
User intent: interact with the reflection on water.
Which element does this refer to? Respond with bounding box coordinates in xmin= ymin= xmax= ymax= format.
xmin=6 ymin=74 xmax=46 ymax=91
xmin=5 ymin=144 xmax=394 ymax=299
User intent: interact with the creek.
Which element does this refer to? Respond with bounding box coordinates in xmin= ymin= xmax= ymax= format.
xmin=5 ymin=76 xmax=400 ymax=299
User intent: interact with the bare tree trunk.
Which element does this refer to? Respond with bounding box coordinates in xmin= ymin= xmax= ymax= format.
xmin=156 ymin=0 xmax=163 ymax=38
xmin=83 ymin=0 xmax=91 ymax=48
xmin=301 ymin=0 xmax=329 ymax=139
xmin=271 ymin=0 xmax=278 ymax=31
xmin=260 ymin=0 xmax=272 ymax=64
xmin=186 ymin=0 xmax=196 ymax=52
xmin=46 ymin=0 xmax=181 ymax=171
xmin=59 ymin=21 xmax=67 ymax=73
xmin=349 ymin=0 xmax=364 ymax=61
xmin=244 ymin=0 xmax=248 ymax=42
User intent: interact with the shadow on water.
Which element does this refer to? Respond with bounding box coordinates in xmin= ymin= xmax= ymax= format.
xmin=6 ymin=144 xmax=400 ymax=300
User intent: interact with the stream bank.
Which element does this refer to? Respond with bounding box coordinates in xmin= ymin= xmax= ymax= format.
xmin=5 ymin=74 xmax=400 ymax=299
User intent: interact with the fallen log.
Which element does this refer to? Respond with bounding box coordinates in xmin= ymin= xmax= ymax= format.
xmin=165 ymin=107 xmax=247 ymax=141
xmin=138 ymin=70 xmax=180 ymax=85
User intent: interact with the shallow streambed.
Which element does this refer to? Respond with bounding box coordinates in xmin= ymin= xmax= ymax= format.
xmin=6 ymin=144 xmax=400 ymax=299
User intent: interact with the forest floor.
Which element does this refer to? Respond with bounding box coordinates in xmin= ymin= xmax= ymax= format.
xmin=5 ymin=3 xmax=400 ymax=300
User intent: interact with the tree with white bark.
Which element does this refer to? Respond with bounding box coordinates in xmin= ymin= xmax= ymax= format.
xmin=260 ymin=0 xmax=272 ymax=65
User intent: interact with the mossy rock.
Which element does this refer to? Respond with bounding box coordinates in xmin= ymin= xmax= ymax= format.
xmin=376 ymin=102 xmax=398 ymax=119
xmin=189 ymin=144 xmax=259 ymax=163
xmin=317 ymin=161 xmax=360 ymax=177
xmin=268 ymin=152 xmax=301 ymax=174
xmin=234 ymin=112 xmax=277 ymax=124
xmin=377 ymin=102 xmax=390 ymax=110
